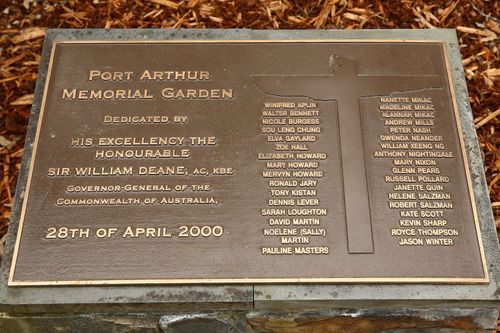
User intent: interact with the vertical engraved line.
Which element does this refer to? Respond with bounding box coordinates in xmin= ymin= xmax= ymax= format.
xmin=441 ymin=42 xmax=489 ymax=282
xmin=8 ymin=42 xmax=59 ymax=285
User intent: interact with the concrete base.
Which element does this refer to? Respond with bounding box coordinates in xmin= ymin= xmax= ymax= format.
xmin=0 ymin=29 xmax=498 ymax=333
xmin=1 ymin=308 xmax=498 ymax=333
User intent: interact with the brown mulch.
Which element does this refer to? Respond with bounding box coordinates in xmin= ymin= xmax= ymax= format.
xmin=0 ymin=0 xmax=498 ymax=301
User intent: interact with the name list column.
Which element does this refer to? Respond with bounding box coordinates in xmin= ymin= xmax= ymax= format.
xmin=374 ymin=97 xmax=460 ymax=247
xmin=258 ymin=101 xmax=330 ymax=256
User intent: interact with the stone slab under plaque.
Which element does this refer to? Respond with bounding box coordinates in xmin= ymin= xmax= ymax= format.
xmin=3 ymin=34 xmax=491 ymax=285
xmin=0 ymin=29 xmax=498 ymax=333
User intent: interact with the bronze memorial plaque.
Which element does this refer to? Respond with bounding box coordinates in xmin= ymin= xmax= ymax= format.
xmin=9 ymin=41 xmax=488 ymax=285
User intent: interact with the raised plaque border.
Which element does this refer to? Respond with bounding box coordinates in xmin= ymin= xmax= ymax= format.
xmin=8 ymin=39 xmax=489 ymax=286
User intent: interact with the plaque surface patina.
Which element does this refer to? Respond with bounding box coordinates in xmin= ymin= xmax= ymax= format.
xmin=9 ymin=40 xmax=488 ymax=286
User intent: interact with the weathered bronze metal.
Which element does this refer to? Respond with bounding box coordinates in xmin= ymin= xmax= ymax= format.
xmin=9 ymin=41 xmax=487 ymax=285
